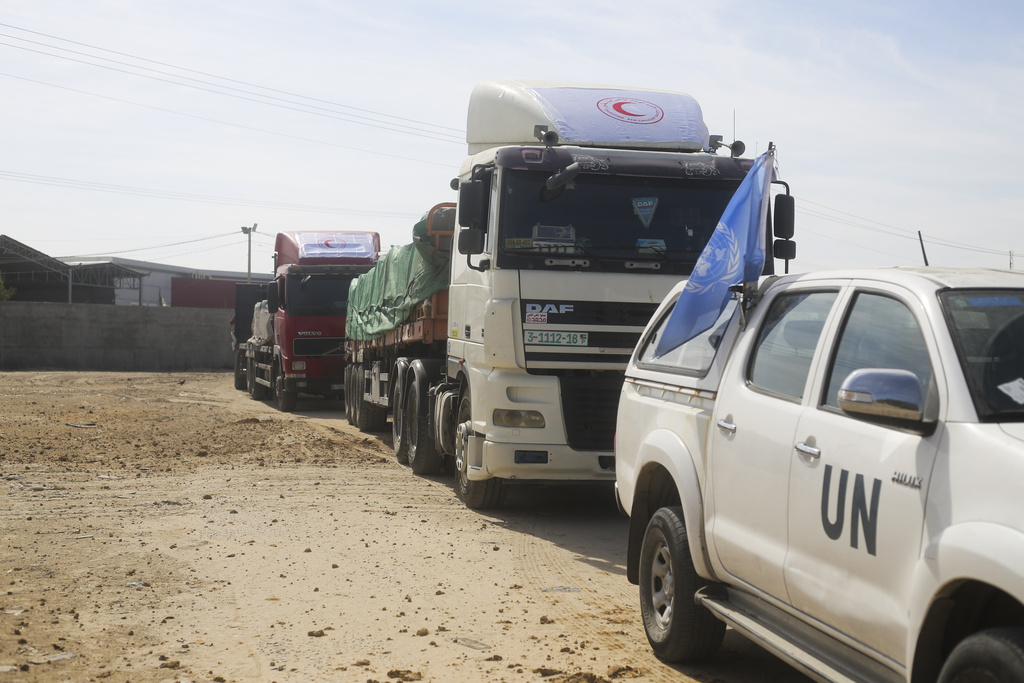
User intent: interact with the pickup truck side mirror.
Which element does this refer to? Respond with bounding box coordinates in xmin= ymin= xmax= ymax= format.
xmin=837 ymin=368 xmax=934 ymax=434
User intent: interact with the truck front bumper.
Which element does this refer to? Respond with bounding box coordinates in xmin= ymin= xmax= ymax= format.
xmin=471 ymin=440 xmax=615 ymax=482
xmin=283 ymin=375 xmax=346 ymax=396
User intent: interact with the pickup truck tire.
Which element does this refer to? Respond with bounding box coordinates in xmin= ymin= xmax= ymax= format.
xmin=391 ymin=378 xmax=410 ymax=465
xmin=233 ymin=351 xmax=246 ymax=391
xmin=453 ymin=389 xmax=503 ymax=509
xmin=407 ymin=377 xmax=443 ymax=475
xmin=938 ymin=628 xmax=1024 ymax=683
xmin=639 ymin=506 xmax=724 ymax=662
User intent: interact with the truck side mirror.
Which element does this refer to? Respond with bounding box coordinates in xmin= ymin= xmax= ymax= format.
xmin=772 ymin=193 xmax=796 ymax=272
xmin=774 ymin=194 xmax=795 ymax=240
xmin=457 ymin=228 xmax=485 ymax=256
xmin=773 ymin=239 xmax=797 ymax=260
xmin=457 ymin=180 xmax=487 ymax=229
xmin=267 ymin=281 xmax=279 ymax=313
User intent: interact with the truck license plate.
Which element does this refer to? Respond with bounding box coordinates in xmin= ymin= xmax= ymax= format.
xmin=524 ymin=331 xmax=589 ymax=346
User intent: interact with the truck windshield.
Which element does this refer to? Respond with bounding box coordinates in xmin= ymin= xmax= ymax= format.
xmin=285 ymin=275 xmax=351 ymax=317
xmin=495 ymin=169 xmax=741 ymax=274
xmin=941 ymin=288 xmax=1024 ymax=421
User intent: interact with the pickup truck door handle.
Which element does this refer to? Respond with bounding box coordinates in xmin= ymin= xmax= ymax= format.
xmin=716 ymin=419 xmax=736 ymax=434
xmin=795 ymin=442 xmax=821 ymax=459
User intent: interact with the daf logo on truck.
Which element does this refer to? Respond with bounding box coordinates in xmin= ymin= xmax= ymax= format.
xmin=525 ymin=303 xmax=574 ymax=324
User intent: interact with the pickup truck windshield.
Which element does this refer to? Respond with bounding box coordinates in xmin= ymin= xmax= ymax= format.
xmin=496 ymin=169 xmax=740 ymax=274
xmin=285 ymin=274 xmax=351 ymax=317
xmin=941 ymin=288 xmax=1024 ymax=421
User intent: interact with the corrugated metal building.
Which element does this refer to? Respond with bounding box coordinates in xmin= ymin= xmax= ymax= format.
xmin=1 ymin=235 xmax=272 ymax=308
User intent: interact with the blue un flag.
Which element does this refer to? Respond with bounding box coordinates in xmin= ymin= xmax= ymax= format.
xmin=653 ymin=151 xmax=775 ymax=358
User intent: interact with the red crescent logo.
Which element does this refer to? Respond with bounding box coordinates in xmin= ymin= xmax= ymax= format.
xmin=597 ymin=97 xmax=665 ymax=124
xmin=612 ymin=101 xmax=643 ymax=117
xmin=319 ymin=237 xmax=346 ymax=249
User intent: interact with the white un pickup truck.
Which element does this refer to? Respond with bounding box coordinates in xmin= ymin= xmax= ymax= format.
xmin=615 ymin=267 xmax=1024 ymax=682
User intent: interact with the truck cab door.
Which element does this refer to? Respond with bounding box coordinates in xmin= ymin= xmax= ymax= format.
xmin=707 ymin=287 xmax=839 ymax=602
xmin=784 ymin=286 xmax=942 ymax=663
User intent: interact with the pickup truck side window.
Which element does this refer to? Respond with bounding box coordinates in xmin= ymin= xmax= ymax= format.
xmin=940 ymin=288 xmax=1024 ymax=420
xmin=749 ymin=291 xmax=837 ymax=399
xmin=636 ymin=298 xmax=737 ymax=375
xmin=822 ymin=292 xmax=932 ymax=409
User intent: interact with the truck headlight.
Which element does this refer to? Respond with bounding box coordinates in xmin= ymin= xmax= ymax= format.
xmin=291 ymin=361 xmax=307 ymax=371
xmin=493 ymin=409 xmax=545 ymax=428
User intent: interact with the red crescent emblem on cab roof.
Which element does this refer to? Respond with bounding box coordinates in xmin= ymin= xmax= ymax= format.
xmin=597 ymin=97 xmax=664 ymax=125
xmin=319 ymin=237 xmax=346 ymax=249
xmin=612 ymin=101 xmax=643 ymax=117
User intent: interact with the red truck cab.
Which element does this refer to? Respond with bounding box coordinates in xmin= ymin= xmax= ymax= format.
xmin=264 ymin=231 xmax=380 ymax=410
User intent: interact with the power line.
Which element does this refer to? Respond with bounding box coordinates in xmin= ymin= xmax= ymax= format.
xmin=60 ymin=232 xmax=240 ymax=258
xmin=798 ymin=198 xmax=1011 ymax=256
xmin=0 ymin=72 xmax=453 ymax=168
xmin=0 ymin=170 xmax=422 ymax=218
xmin=0 ymin=21 xmax=465 ymax=135
xmin=0 ymin=34 xmax=464 ymax=143
xmin=797 ymin=224 xmax=919 ymax=264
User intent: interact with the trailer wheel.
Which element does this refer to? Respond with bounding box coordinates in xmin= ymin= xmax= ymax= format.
xmin=391 ymin=377 xmax=410 ymax=465
xmin=248 ymin=356 xmax=268 ymax=400
xmin=407 ymin=375 xmax=442 ymax=475
xmin=233 ymin=350 xmax=246 ymax=391
xmin=453 ymin=388 xmax=503 ymax=509
xmin=274 ymin=364 xmax=297 ymax=412
xmin=344 ymin=364 xmax=355 ymax=425
xmin=353 ymin=364 xmax=388 ymax=432
xmin=639 ymin=506 xmax=724 ymax=662
xmin=351 ymin=364 xmax=365 ymax=427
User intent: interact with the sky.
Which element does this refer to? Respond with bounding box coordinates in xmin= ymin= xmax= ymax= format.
xmin=2 ymin=0 xmax=1023 ymax=277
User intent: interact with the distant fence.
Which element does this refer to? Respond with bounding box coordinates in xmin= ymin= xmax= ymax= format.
xmin=0 ymin=301 xmax=234 ymax=371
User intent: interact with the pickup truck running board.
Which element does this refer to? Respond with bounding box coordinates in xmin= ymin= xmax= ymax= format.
xmin=696 ymin=587 xmax=902 ymax=683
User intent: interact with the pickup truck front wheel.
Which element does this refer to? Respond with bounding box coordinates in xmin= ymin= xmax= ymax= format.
xmin=639 ymin=506 xmax=724 ymax=662
xmin=938 ymin=628 xmax=1024 ymax=683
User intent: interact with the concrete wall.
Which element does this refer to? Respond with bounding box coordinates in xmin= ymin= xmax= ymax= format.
xmin=0 ymin=301 xmax=234 ymax=371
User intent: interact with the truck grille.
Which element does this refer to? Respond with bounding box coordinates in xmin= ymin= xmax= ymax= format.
xmin=521 ymin=300 xmax=658 ymax=326
xmin=559 ymin=373 xmax=624 ymax=451
xmin=292 ymin=337 xmax=346 ymax=357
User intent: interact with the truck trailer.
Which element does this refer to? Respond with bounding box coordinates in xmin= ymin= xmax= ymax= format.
xmin=234 ymin=230 xmax=380 ymax=411
xmin=344 ymin=79 xmax=794 ymax=508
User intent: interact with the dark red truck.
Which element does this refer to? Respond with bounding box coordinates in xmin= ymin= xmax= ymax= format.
xmin=233 ymin=231 xmax=379 ymax=411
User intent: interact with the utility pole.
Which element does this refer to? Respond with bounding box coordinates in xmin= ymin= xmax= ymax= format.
xmin=241 ymin=223 xmax=258 ymax=283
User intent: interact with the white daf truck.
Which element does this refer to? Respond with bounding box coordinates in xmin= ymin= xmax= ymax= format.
xmin=615 ymin=267 xmax=1024 ymax=681
xmin=345 ymin=78 xmax=794 ymax=509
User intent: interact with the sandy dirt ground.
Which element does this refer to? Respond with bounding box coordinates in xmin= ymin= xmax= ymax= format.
xmin=0 ymin=371 xmax=810 ymax=683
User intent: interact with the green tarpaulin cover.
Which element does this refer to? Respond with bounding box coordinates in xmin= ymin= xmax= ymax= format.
xmin=345 ymin=211 xmax=452 ymax=341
